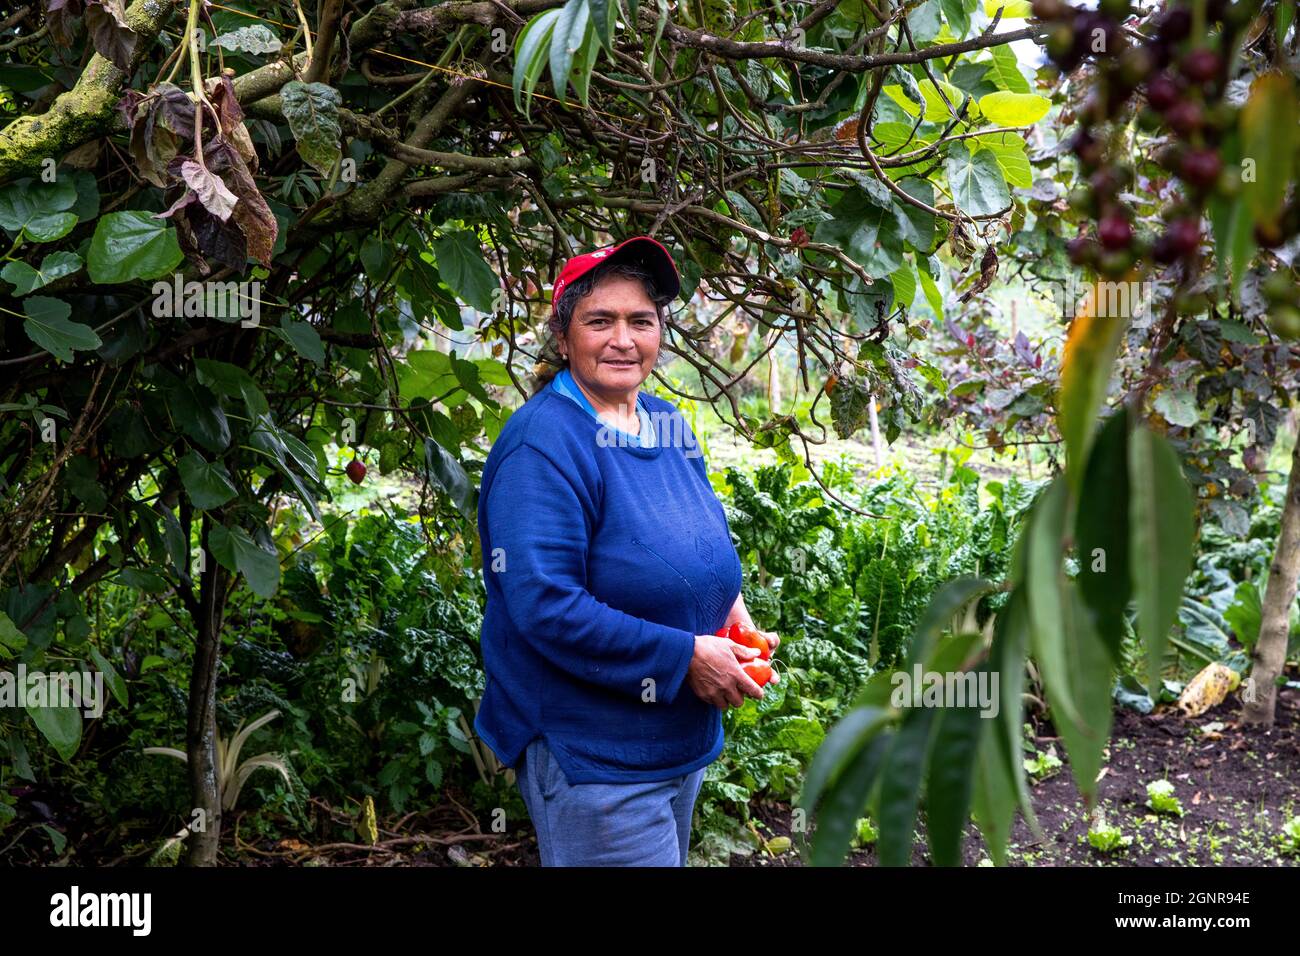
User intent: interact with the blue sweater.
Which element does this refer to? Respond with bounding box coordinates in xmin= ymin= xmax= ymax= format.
xmin=549 ymin=367 xmax=655 ymax=446
xmin=473 ymin=379 xmax=743 ymax=784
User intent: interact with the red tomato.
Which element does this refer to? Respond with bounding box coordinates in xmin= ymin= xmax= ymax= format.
xmin=742 ymin=660 xmax=773 ymax=687
xmin=728 ymin=623 xmax=771 ymax=661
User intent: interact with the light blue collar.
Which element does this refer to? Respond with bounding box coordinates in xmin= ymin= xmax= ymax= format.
xmin=550 ymin=367 xmax=656 ymax=447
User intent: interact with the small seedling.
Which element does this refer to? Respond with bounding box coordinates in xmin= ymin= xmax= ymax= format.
xmin=1277 ymin=816 xmax=1300 ymax=857
xmin=1146 ymin=779 xmax=1185 ymax=817
xmin=1023 ymin=747 xmax=1063 ymax=780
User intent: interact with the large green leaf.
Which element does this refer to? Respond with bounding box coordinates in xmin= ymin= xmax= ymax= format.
xmin=1075 ymin=410 xmax=1131 ymax=662
xmin=944 ymin=143 xmax=1009 ymax=217
xmin=1239 ymin=72 xmax=1296 ymax=231
xmin=209 ymin=524 xmax=280 ymax=598
xmin=279 ymin=80 xmax=343 ymax=178
xmin=971 ymin=133 xmax=1032 ymax=188
xmin=816 ymin=188 xmax=904 ymax=278
xmin=22 ymin=296 xmax=101 ymax=362
xmin=875 ymin=706 xmax=938 ymax=866
xmin=431 ymin=231 xmax=498 ymax=314
xmin=798 ymin=704 xmax=891 ymax=825
xmin=1057 ymin=284 xmax=1128 ymax=495
xmin=549 ymin=0 xmax=590 ymax=107
xmin=925 ymin=687 xmax=986 ymax=866
xmin=903 ymin=574 xmax=993 ymax=672
xmin=87 ymin=211 xmax=183 ymax=284
xmin=808 ymin=729 xmax=892 ymax=866
xmin=1025 ymin=476 xmax=1086 ymax=731
xmin=1128 ymin=425 xmax=1196 ymax=695
xmin=275 ymin=318 xmax=325 ymax=365
xmin=423 ymin=437 xmax=477 ymax=521
xmin=513 ymin=9 xmax=564 ymax=119
xmin=26 ymin=692 xmax=82 ymax=762
xmin=178 ymin=450 xmax=238 ymax=510
xmin=169 ymin=378 xmax=231 ymax=452
xmin=2 ymin=251 xmax=82 ymax=295
xmin=1049 ymin=589 xmax=1115 ymax=810
xmin=978 ymin=91 xmax=1050 ymax=126
xmin=0 ymin=178 xmax=77 ymax=242
xmin=986 ymin=44 xmax=1031 ymax=93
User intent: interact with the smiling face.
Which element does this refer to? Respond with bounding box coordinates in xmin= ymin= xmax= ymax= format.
xmin=560 ymin=272 xmax=662 ymax=413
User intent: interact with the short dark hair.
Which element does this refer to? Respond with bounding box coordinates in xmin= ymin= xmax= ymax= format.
xmin=530 ymin=257 xmax=676 ymax=394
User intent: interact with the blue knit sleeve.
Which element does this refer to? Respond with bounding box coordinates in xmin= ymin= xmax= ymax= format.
xmin=483 ymin=442 xmax=699 ymax=705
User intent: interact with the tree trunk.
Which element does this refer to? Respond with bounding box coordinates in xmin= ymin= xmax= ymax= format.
xmin=185 ymin=517 xmax=232 ymax=865
xmin=1242 ymin=431 xmax=1300 ymax=725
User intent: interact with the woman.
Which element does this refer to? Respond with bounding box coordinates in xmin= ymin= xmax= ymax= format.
xmin=473 ymin=235 xmax=780 ymax=867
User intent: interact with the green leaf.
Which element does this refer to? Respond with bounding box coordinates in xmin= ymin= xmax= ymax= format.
xmin=876 ymin=707 xmax=939 ymax=866
xmin=25 ymin=691 xmax=82 ymax=762
xmin=276 ymin=318 xmax=325 ymax=365
xmin=1240 ymin=72 xmax=1296 ymax=231
xmin=88 ymin=646 xmax=128 ymax=708
xmin=210 ymin=24 xmax=282 ymax=54
xmin=1075 ymin=411 xmax=1130 ymax=662
xmin=169 ymin=378 xmax=231 ymax=452
xmin=195 ymin=358 xmax=270 ymax=418
xmin=2 ymin=251 xmax=82 ymax=295
xmin=424 ymin=437 xmax=477 ymax=520
xmin=799 ymin=705 xmax=891 ymax=823
xmin=925 ymin=690 xmax=986 ymax=866
xmin=549 ymin=0 xmax=590 ymax=107
xmin=983 ymin=0 xmax=1031 ymax=16
xmin=904 ymin=575 xmax=994 ymax=673
xmin=971 ymin=132 xmax=1032 ymax=188
xmin=0 ymin=177 xmax=77 ymax=241
xmin=588 ymin=0 xmax=618 ymax=54
xmin=978 ymin=91 xmax=1050 ymax=126
xmin=919 ymin=262 xmax=944 ymax=315
xmin=1153 ymin=387 xmax=1199 ymax=427
xmin=178 ymin=450 xmax=238 ymax=510
xmin=809 ymin=730 xmax=892 ymax=866
xmin=279 ymin=81 xmax=343 ymax=178
xmin=1050 ymin=589 xmax=1114 ymax=811
xmin=1058 ymin=285 xmax=1128 ymax=495
xmin=209 ymin=524 xmax=280 ymax=598
xmin=890 ymin=265 xmax=916 ymax=309
xmin=940 ymin=0 xmax=970 ymax=36
xmin=894 ymin=179 xmax=936 ymax=250
xmin=0 ymin=611 xmax=28 ymax=658
xmin=513 ymin=9 xmax=563 ymax=120
xmin=22 ymin=296 xmax=101 ymax=362
xmin=431 ymin=231 xmax=498 ymax=314
xmin=87 ymin=211 xmax=183 ymax=284
xmin=1025 ymin=476 xmax=1086 ymax=731
xmin=944 ymin=143 xmax=1009 ymax=217
xmin=1128 ymin=425 xmax=1196 ymax=697
xmin=986 ymin=44 xmax=1031 ymax=94
xmin=817 ymin=188 xmax=904 ymax=278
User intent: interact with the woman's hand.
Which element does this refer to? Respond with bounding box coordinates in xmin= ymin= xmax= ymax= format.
xmin=752 ymin=627 xmax=780 ymax=657
xmin=686 ymin=635 xmax=768 ymax=709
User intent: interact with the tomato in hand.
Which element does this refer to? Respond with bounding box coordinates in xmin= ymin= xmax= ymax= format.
xmin=727 ymin=622 xmax=770 ymax=660
xmin=742 ymin=660 xmax=773 ymax=687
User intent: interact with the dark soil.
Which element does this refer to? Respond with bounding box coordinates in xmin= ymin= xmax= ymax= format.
xmin=9 ymin=688 xmax=1297 ymax=867
xmin=727 ymin=685 xmax=1300 ymax=867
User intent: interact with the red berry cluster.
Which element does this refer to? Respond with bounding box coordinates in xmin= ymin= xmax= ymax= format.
xmin=1035 ymin=0 xmax=1282 ymax=278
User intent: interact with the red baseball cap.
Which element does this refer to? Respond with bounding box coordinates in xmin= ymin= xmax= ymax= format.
xmin=550 ymin=235 xmax=681 ymax=316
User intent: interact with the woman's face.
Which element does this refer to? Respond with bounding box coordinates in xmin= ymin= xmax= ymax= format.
xmin=561 ymin=273 xmax=661 ymax=405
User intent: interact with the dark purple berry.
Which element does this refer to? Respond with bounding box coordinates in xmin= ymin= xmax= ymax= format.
xmin=1181 ymin=48 xmax=1223 ymax=83
xmin=1145 ymin=72 xmax=1180 ymax=111
xmin=1098 ymin=214 xmax=1134 ymax=250
xmin=1165 ymin=99 xmax=1204 ymax=135
xmin=1180 ymin=149 xmax=1223 ymax=188
xmin=1067 ymin=235 xmax=1099 ymax=266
